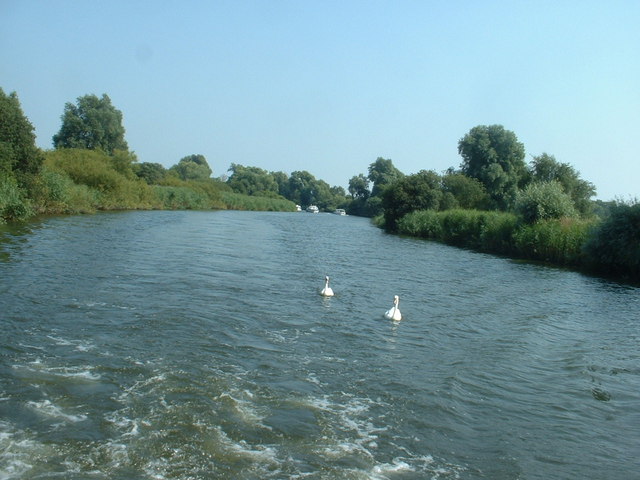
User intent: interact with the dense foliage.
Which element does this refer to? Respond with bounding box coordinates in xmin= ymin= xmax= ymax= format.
xmin=170 ymin=154 xmax=213 ymax=182
xmin=0 ymin=88 xmax=44 ymax=221
xmin=515 ymin=181 xmax=577 ymax=224
xmin=584 ymin=202 xmax=640 ymax=279
xmin=53 ymin=94 xmax=129 ymax=154
xmin=458 ymin=125 xmax=527 ymax=210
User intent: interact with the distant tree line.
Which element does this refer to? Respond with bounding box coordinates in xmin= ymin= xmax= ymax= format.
xmin=1 ymin=87 xmax=638 ymax=281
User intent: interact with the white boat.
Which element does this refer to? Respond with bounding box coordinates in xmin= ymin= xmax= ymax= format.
xmin=333 ymin=209 xmax=346 ymax=215
xmin=295 ymin=205 xmax=302 ymax=212
xmin=306 ymin=205 xmax=319 ymax=213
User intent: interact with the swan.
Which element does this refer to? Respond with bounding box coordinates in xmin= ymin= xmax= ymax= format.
xmin=384 ymin=295 xmax=402 ymax=321
xmin=320 ymin=276 xmax=334 ymax=297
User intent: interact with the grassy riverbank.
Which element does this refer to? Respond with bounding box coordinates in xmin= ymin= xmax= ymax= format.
xmin=391 ymin=207 xmax=640 ymax=283
xmin=0 ymin=149 xmax=296 ymax=222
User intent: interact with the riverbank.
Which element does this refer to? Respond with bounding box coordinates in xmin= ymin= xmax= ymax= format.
xmin=385 ymin=207 xmax=640 ymax=284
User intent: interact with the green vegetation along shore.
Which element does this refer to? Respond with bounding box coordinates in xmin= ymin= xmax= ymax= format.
xmin=1 ymin=88 xmax=638 ymax=283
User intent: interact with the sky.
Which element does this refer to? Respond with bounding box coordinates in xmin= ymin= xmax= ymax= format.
xmin=2 ymin=0 xmax=639 ymax=201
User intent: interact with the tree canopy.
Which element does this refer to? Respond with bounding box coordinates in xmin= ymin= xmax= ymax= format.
xmin=382 ymin=170 xmax=444 ymax=231
xmin=170 ymin=154 xmax=212 ymax=181
xmin=134 ymin=162 xmax=167 ymax=185
xmin=441 ymin=172 xmax=488 ymax=210
xmin=528 ymin=153 xmax=595 ymax=216
xmin=53 ymin=94 xmax=129 ymax=154
xmin=0 ymin=88 xmax=43 ymax=176
xmin=368 ymin=157 xmax=404 ymax=197
xmin=458 ymin=125 xmax=526 ymax=210
xmin=226 ymin=163 xmax=279 ymax=197
xmin=515 ymin=180 xmax=577 ymax=224
xmin=348 ymin=173 xmax=370 ymax=199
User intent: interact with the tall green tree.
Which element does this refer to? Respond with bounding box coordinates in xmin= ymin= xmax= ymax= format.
xmin=528 ymin=153 xmax=595 ymax=216
xmin=53 ymin=94 xmax=128 ymax=154
xmin=170 ymin=154 xmax=212 ymax=181
xmin=287 ymin=170 xmax=318 ymax=206
xmin=368 ymin=157 xmax=404 ymax=197
xmin=348 ymin=173 xmax=370 ymax=199
xmin=0 ymin=88 xmax=44 ymax=176
xmin=134 ymin=162 xmax=167 ymax=184
xmin=271 ymin=171 xmax=289 ymax=198
xmin=227 ymin=164 xmax=279 ymax=197
xmin=458 ymin=125 xmax=526 ymax=210
xmin=381 ymin=170 xmax=443 ymax=231
xmin=441 ymin=172 xmax=488 ymax=210
xmin=584 ymin=200 xmax=640 ymax=280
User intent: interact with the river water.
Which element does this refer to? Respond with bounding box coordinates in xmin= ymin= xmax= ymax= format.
xmin=0 ymin=210 xmax=638 ymax=479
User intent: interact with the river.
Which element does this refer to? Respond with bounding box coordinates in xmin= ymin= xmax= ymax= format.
xmin=1 ymin=210 xmax=638 ymax=479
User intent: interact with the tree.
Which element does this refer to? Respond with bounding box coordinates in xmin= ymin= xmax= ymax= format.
xmin=53 ymin=93 xmax=128 ymax=154
xmin=458 ymin=125 xmax=527 ymax=210
xmin=368 ymin=157 xmax=404 ymax=197
xmin=271 ymin=171 xmax=289 ymax=198
xmin=287 ymin=170 xmax=318 ymax=206
xmin=134 ymin=162 xmax=167 ymax=184
xmin=348 ymin=173 xmax=370 ymax=199
xmin=441 ymin=172 xmax=489 ymax=210
xmin=584 ymin=200 xmax=640 ymax=280
xmin=0 ymin=88 xmax=43 ymax=176
xmin=170 ymin=154 xmax=212 ymax=181
xmin=528 ymin=153 xmax=595 ymax=216
xmin=382 ymin=170 xmax=443 ymax=231
xmin=226 ymin=163 xmax=279 ymax=197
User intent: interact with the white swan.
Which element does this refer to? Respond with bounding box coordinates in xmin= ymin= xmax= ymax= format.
xmin=384 ymin=295 xmax=402 ymax=321
xmin=320 ymin=276 xmax=334 ymax=297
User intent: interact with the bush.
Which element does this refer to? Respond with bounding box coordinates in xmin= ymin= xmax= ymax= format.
xmin=515 ymin=181 xmax=577 ymax=224
xmin=23 ymin=168 xmax=72 ymax=214
xmin=583 ymin=202 xmax=640 ymax=280
xmin=45 ymin=149 xmax=159 ymax=211
xmin=0 ymin=176 xmax=33 ymax=222
xmin=153 ymin=185 xmax=211 ymax=210
xmin=46 ymin=149 xmax=123 ymax=192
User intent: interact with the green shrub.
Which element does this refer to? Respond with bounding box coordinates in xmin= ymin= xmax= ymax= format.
xmin=583 ymin=202 xmax=640 ymax=280
xmin=0 ymin=176 xmax=33 ymax=222
xmin=515 ymin=181 xmax=577 ymax=224
xmin=24 ymin=167 xmax=73 ymax=213
xmin=64 ymin=183 xmax=101 ymax=213
xmin=153 ymin=185 xmax=211 ymax=210
xmin=46 ymin=149 xmax=160 ymax=211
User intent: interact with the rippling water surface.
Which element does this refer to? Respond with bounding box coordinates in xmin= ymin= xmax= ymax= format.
xmin=1 ymin=210 xmax=639 ymax=479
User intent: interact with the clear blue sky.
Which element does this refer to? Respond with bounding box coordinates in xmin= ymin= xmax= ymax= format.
xmin=2 ymin=0 xmax=639 ymax=200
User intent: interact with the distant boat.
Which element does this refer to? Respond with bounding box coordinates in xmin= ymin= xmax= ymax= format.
xmin=306 ymin=205 xmax=319 ymax=213
xmin=295 ymin=205 xmax=302 ymax=212
xmin=333 ymin=209 xmax=346 ymax=215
